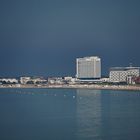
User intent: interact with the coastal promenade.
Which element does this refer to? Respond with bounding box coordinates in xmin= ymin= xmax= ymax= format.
xmin=0 ymin=84 xmax=140 ymax=91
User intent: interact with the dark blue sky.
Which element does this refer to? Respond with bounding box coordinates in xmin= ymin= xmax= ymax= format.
xmin=0 ymin=0 xmax=140 ymax=77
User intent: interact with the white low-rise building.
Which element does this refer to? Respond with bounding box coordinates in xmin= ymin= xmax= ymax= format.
xmin=109 ymin=67 xmax=140 ymax=83
xmin=20 ymin=77 xmax=31 ymax=84
xmin=48 ymin=77 xmax=64 ymax=84
xmin=20 ymin=77 xmax=47 ymax=84
xmin=0 ymin=78 xmax=18 ymax=84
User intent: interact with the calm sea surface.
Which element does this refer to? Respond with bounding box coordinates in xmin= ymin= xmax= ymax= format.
xmin=0 ymin=88 xmax=140 ymax=140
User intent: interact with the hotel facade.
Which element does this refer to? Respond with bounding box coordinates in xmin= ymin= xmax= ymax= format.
xmin=76 ymin=56 xmax=101 ymax=79
xmin=109 ymin=67 xmax=140 ymax=83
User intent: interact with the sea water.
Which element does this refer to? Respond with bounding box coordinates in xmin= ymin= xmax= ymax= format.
xmin=0 ymin=88 xmax=140 ymax=140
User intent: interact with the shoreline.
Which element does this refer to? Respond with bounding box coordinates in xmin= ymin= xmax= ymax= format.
xmin=0 ymin=84 xmax=140 ymax=91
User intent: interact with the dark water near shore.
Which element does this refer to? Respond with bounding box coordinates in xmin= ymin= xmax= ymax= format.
xmin=0 ymin=88 xmax=140 ymax=140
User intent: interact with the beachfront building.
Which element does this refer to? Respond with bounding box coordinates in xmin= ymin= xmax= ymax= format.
xmin=20 ymin=77 xmax=47 ymax=84
xmin=20 ymin=77 xmax=31 ymax=84
xmin=0 ymin=78 xmax=18 ymax=84
xmin=109 ymin=67 xmax=140 ymax=83
xmin=48 ymin=77 xmax=64 ymax=84
xmin=76 ymin=56 xmax=101 ymax=79
xmin=132 ymin=76 xmax=140 ymax=84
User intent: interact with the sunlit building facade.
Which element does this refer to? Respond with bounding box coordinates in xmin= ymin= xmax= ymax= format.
xmin=109 ymin=67 xmax=140 ymax=83
xmin=76 ymin=56 xmax=101 ymax=79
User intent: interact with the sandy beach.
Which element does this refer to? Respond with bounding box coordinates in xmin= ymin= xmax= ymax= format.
xmin=0 ymin=84 xmax=140 ymax=91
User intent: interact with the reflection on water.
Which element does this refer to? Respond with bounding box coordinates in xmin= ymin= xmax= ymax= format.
xmin=0 ymin=88 xmax=140 ymax=140
xmin=76 ymin=89 xmax=101 ymax=140
xmin=76 ymin=89 xmax=140 ymax=140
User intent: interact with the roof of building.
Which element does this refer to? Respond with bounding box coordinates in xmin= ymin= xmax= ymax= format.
xmin=77 ymin=56 xmax=100 ymax=61
xmin=110 ymin=67 xmax=140 ymax=71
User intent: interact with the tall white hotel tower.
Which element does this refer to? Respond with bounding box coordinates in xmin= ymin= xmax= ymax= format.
xmin=76 ymin=56 xmax=101 ymax=79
